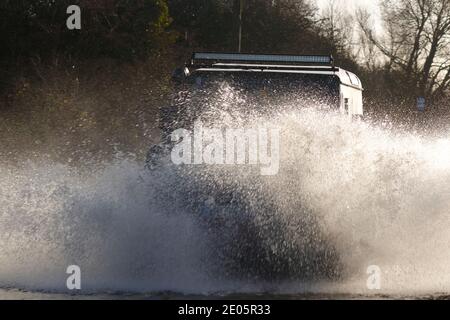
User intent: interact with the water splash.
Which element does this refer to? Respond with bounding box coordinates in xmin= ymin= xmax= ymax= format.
xmin=0 ymin=106 xmax=449 ymax=296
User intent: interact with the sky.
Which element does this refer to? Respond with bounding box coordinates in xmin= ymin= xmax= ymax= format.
xmin=316 ymin=0 xmax=380 ymax=13
xmin=316 ymin=0 xmax=382 ymax=30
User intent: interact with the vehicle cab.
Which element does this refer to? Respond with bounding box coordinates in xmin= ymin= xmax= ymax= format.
xmin=160 ymin=53 xmax=364 ymax=138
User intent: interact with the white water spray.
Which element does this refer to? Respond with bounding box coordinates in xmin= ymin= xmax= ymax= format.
xmin=0 ymin=105 xmax=449 ymax=296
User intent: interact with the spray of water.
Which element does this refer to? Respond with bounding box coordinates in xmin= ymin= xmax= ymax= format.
xmin=0 ymin=87 xmax=449 ymax=296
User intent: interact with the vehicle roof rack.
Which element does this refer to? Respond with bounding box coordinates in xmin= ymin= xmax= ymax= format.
xmin=190 ymin=52 xmax=334 ymax=67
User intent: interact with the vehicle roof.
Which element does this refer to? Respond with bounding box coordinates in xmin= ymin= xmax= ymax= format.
xmin=187 ymin=52 xmax=363 ymax=90
xmin=188 ymin=64 xmax=363 ymax=91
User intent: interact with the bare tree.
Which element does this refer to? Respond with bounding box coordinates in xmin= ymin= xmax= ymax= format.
xmin=320 ymin=0 xmax=356 ymax=56
xmin=355 ymin=9 xmax=381 ymax=72
xmin=358 ymin=0 xmax=450 ymax=98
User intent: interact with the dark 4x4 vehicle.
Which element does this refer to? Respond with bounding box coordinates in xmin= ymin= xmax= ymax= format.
xmin=144 ymin=54 xmax=364 ymax=279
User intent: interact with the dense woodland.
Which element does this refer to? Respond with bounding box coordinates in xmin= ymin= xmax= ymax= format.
xmin=1 ymin=0 xmax=449 ymax=163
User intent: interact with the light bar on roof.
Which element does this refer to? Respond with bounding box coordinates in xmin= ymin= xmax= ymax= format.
xmin=193 ymin=53 xmax=332 ymax=65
